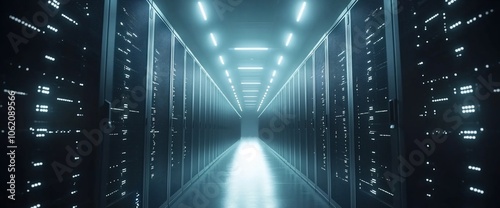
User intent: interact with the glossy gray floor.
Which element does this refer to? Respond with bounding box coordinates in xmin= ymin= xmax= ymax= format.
xmin=171 ymin=138 xmax=331 ymax=208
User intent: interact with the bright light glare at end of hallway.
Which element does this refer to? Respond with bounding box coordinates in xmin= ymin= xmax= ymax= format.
xmin=224 ymin=139 xmax=277 ymax=208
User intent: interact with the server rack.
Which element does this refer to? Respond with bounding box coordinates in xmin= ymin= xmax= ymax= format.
xmin=315 ymin=42 xmax=329 ymax=194
xmin=258 ymin=0 xmax=499 ymax=208
xmin=3 ymin=0 xmax=242 ymax=207
xmin=398 ymin=1 xmax=500 ymax=207
xmin=147 ymin=9 xmax=172 ymax=208
xmin=2 ymin=1 xmax=104 ymax=207
xmin=100 ymin=0 xmax=150 ymax=207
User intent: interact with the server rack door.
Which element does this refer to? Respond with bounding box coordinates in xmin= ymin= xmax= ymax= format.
xmin=207 ymin=83 xmax=213 ymax=163
xmin=282 ymin=85 xmax=286 ymax=159
xmin=284 ymin=84 xmax=289 ymax=162
xmin=306 ymin=57 xmax=316 ymax=182
xmin=398 ymin=1 xmax=500 ymax=207
xmin=192 ymin=64 xmax=201 ymax=177
xmin=315 ymin=41 xmax=329 ymax=193
xmin=1 ymin=1 xmax=104 ymax=207
xmin=288 ymin=82 xmax=293 ymax=165
xmin=102 ymin=0 xmax=150 ymax=207
xmin=351 ymin=0 xmax=394 ymax=207
xmin=148 ymin=11 xmax=172 ymax=208
xmin=169 ymin=37 xmax=185 ymax=197
xmin=201 ymin=73 xmax=207 ymax=169
xmin=292 ymin=76 xmax=298 ymax=169
xmin=294 ymin=74 xmax=302 ymax=172
xmin=292 ymin=81 xmax=297 ymax=166
xmin=183 ymin=53 xmax=194 ymax=185
xmin=327 ymin=17 xmax=351 ymax=208
xmin=300 ymin=66 xmax=308 ymax=176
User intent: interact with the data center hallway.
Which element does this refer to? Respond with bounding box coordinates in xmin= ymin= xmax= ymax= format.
xmin=171 ymin=138 xmax=331 ymax=208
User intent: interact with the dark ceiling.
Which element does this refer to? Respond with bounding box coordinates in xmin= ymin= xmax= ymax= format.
xmin=154 ymin=0 xmax=351 ymax=112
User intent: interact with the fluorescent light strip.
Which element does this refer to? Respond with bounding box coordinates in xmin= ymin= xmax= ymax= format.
xmin=241 ymin=82 xmax=261 ymax=85
xmin=270 ymin=78 xmax=274 ymax=83
xmin=278 ymin=56 xmax=283 ymax=65
xmin=272 ymin=70 xmax=276 ymax=77
xmin=219 ymin=56 xmax=225 ymax=65
xmin=245 ymin=100 xmax=257 ymax=102
xmin=210 ymin=33 xmax=217 ymax=46
xmin=238 ymin=66 xmax=264 ymax=70
xmin=225 ymin=70 xmax=229 ymax=77
xmin=228 ymin=78 xmax=232 ymax=83
xmin=234 ymin=47 xmax=269 ymax=51
xmin=244 ymin=96 xmax=258 ymax=98
xmin=286 ymin=33 xmax=293 ymax=46
xmin=198 ymin=2 xmax=207 ymax=21
xmin=296 ymin=2 xmax=307 ymax=22
xmin=242 ymin=90 xmax=259 ymax=92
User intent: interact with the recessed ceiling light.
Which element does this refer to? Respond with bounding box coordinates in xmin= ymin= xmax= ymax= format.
xmin=238 ymin=66 xmax=263 ymax=70
xmin=225 ymin=70 xmax=230 ymax=77
xmin=219 ymin=56 xmax=225 ymax=65
xmin=244 ymin=96 xmax=258 ymax=98
xmin=241 ymin=82 xmax=261 ymax=85
xmin=272 ymin=70 xmax=277 ymax=77
xmin=270 ymin=78 xmax=274 ymax=83
xmin=286 ymin=33 xmax=293 ymax=46
xmin=242 ymin=90 xmax=259 ymax=92
xmin=234 ymin=47 xmax=269 ymax=51
xmin=228 ymin=78 xmax=232 ymax=83
xmin=278 ymin=56 xmax=283 ymax=65
xmin=297 ymin=2 xmax=307 ymax=22
xmin=198 ymin=2 xmax=207 ymax=21
xmin=210 ymin=33 xmax=217 ymax=46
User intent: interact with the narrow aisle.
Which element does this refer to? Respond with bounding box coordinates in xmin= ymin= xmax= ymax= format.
xmin=172 ymin=138 xmax=331 ymax=208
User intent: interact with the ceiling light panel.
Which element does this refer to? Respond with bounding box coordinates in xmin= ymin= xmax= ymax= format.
xmin=241 ymin=82 xmax=261 ymax=85
xmin=210 ymin=33 xmax=217 ymax=46
xmin=198 ymin=2 xmax=207 ymax=21
xmin=238 ymin=66 xmax=263 ymax=70
xmin=234 ymin=47 xmax=269 ymax=51
xmin=296 ymin=2 xmax=307 ymax=22
xmin=286 ymin=33 xmax=293 ymax=46
xmin=219 ymin=56 xmax=225 ymax=65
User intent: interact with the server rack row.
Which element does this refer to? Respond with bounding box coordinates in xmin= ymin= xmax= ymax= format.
xmin=258 ymin=0 xmax=500 ymax=207
xmin=1 ymin=0 xmax=241 ymax=208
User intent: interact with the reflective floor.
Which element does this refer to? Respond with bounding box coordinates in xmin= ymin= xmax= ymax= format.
xmin=171 ymin=138 xmax=331 ymax=208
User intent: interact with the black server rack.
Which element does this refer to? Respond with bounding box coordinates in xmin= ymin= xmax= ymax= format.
xmin=147 ymin=10 xmax=172 ymax=208
xmin=3 ymin=0 xmax=242 ymax=207
xmin=182 ymin=52 xmax=194 ymax=186
xmin=351 ymin=0 xmax=394 ymax=207
xmin=315 ymin=42 xmax=329 ymax=194
xmin=191 ymin=63 xmax=201 ymax=178
xmin=169 ymin=37 xmax=185 ymax=197
xmin=258 ymin=1 xmax=500 ymax=208
xmin=299 ymin=66 xmax=308 ymax=176
xmin=398 ymin=0 xmax=500 ymax=207
xmin=305 ymin=57 xmax=316 ymax=182
xmin=101 ymin=0 xmax=149 ymax=207
xmin=328 ymin=17 xmax=352 ymax=208
xmin=2 ymin=1 xmax=104 ymax=207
